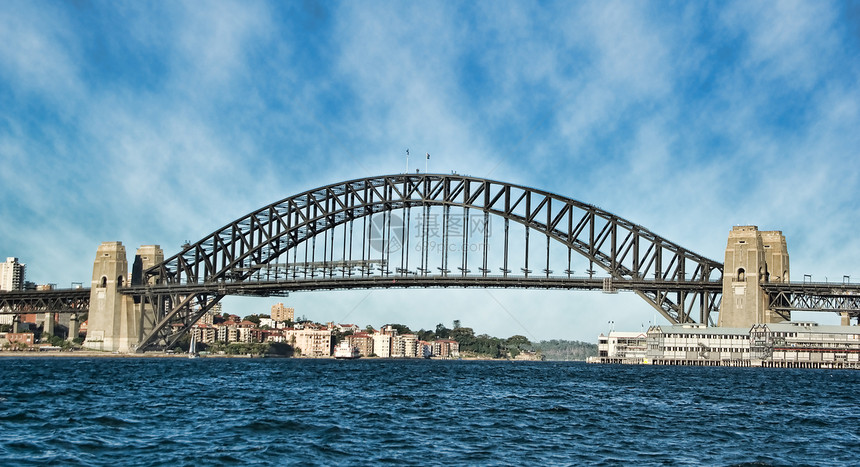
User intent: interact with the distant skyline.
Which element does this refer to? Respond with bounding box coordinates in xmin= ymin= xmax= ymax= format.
xmin=2 ymin=1 xmax=859 ymax=341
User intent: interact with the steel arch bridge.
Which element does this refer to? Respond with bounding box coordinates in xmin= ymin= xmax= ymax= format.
xmin=127 ymin=173 xmax=724 ymax=352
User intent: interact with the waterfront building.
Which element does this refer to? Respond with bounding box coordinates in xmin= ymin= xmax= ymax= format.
xmin=336 ymin=323 xmax=360 ymax=333
xmin=418 ymin=341 xmax=433 ymax=358
xmin=397 ymin=334 xmax=418 ymax=358
xmin=249 ymin=328 xmax=267 ymax=343
xmin=591 ymin=321 xmax=860 ymax=368
xmin=372 ymin=333 xmax=391 ymax=358
xmin=271 ymin=303 xmax=294 ymax=322
xmin=237 ymin=320 xmax=257 ymax=343
xmin=750 ymin=322 xmax=860 ymax=367
xmin=212 ymin=320 xmax=258 ymax=344
xmin=645 ymin=325 xmax=750 ymax=365
xmin=390 ymin=334 xmax=404 ymax=357
xmin=195 ymin=310 xmax=215 ymax=326
xmin=259 ymin=317 xmax=284 ymax=329
xmin=3 ymin=332 xmax=35 ymax=347
xmin=0 ymin=257 xmax=25 ymax=291
xmin=191 ymin=324 xmax=217 ymax=344
xmin=597 ymin=331 xmax=648 ymax=364
xmin=283 ymin=328 xmax=332 ymax=357
xmin=265 ymin=329 xmax=285 ymax=343
xmin=347 ymin=332 xmax=374 ymax=357
xmin=215 ymin=321 xmax=236 ymax=342
xmin=432 ymin=339 xmax=460 ymax=359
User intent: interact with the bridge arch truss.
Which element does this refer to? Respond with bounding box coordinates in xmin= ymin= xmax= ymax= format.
xmin=133 ymin=174 xmax=723 ymax=351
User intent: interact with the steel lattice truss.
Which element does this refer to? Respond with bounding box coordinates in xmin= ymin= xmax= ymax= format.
xmin=131 ymin=174 xmax=724 ymax=351
xmin=764 ymin=283 xmax=860 ymax=319
xmin=0 ymin=289 xmax=90 ymax=315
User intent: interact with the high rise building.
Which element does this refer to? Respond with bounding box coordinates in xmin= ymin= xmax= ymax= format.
xmin=283 ymin=328 xmax=332 ymax=356
xmin=271 ymin=303 xmax=295 ymax=322
xmin=0 ymin=257 xmax=25 ymax=291
xmin=372 ymin=333 xmax=391 ymax=358
xmin=347 ymin=332 xmax=374 ymax=357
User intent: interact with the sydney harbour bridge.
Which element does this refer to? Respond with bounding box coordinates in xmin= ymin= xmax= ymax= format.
xmin=2 ymin=174 xmax=859 ymax=352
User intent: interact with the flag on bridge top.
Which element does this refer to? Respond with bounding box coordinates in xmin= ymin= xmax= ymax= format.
xmin=426 ymin=153 xmax=430 ymax=159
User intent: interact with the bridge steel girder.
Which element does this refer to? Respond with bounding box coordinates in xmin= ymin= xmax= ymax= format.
xmin=0 ymin=289 xmax=90 ymax=315
xmin=134 ymin=174 xmax=724 ymax=351
xmin=763 ymin=283 xmax=860 ymax=319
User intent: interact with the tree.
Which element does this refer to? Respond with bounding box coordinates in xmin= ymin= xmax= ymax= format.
xmin=386 ymin=323 xmax=412 ymax=335
xmin=244 ymin=314 xmax=261 ymax=325
xmin=435 ymin=323 xmax=450 ymax=339
xmin=417 ymin=329 xmax=435 ymax=342
xmin=453 ymin=319 xmax=461 ymax=329
xmin=450 ymin=327 xmax=475 ymax=342
xmin=268 ymin=342 xmax=294 ymax=357
xmin=506 ymin=335 xmax=531 ymax=348
xmin=532 ymin=339 xmax=598 ymax=361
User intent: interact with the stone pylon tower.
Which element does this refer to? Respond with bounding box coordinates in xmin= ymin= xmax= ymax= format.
xmin=83 ymin=242 xmax=136 ymax=352
xmin=133 ymin=245 xmax=164 ymax=341
xmin=718 ymin=226 xmax=790 ymax=328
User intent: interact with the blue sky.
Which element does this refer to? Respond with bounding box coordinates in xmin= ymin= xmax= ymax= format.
xmin=2 ymin=0 xmax=859 ymax=342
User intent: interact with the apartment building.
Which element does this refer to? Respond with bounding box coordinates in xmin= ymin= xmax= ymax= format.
xmin=0 ymin=257 xmax=25 ymax=291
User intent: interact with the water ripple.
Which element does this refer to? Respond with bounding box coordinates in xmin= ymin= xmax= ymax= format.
xmin=0 ymin=359 xmax=857 ymax=465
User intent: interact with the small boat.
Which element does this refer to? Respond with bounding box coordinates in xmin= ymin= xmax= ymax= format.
xmin=334 ymin=341 xmax=360 ymax=359
xmin=188 ymin=333 xmax=200 ymax=359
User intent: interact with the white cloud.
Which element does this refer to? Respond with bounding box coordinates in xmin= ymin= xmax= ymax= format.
xmin=0 ymin=2 xmax=84 ymax=106
xmin=3 ymin=1 xmax=860 ymax=341
xmin=721 ymin=0 xmax=840 ymax=89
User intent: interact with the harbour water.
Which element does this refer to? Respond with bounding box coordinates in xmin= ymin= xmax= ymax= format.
xmin=0 ymin=358 xmax=857 ymax=465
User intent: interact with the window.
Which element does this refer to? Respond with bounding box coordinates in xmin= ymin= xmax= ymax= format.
xmin=737 ymin=268 xmax=746 ymax=281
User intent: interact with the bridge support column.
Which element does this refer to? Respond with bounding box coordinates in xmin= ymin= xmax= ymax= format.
xmin=67 ymin=314 xmax=79 ymax=342
xmin=718 ymin=226 xmax=790 ymax=327
xmin=132 ymin=245 xmax=164 ymax=346
xmin=43 ymin=312 xmax=55 ymax=336
xmin=83 ymin=242 xmax=136 ymax=353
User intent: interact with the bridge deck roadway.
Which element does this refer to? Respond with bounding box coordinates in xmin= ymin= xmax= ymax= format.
xmin=118 ymin=276 xmax=723 ymax=296
xmin=0 ymin=288 xmax=90 ymax=314
xmin=762 ymin=282 xmax=860 ymax=313
xmin=761 ymin=282 xmax=860 ymax=294
xmin=5 ymin=279 xmax=860 ymax=314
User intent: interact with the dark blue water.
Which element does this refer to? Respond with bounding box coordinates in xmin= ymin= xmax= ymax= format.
xmin=0 ymin=358 xmax=857 ymax=466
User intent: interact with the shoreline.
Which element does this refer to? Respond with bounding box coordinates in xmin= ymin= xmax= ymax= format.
xmin=0 ymin=350 xmax=569 ymax=361
xmin=0 ymin=350 xmax=201 ymax=358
